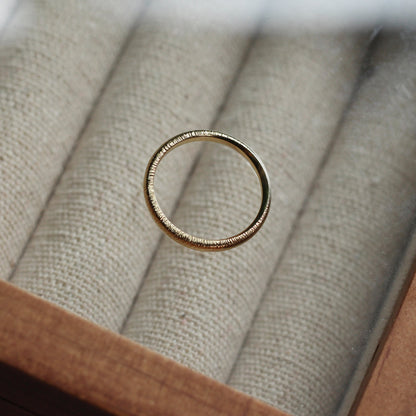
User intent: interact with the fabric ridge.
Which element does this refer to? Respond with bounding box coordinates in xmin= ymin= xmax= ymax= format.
xmin=121 ymin=15 xmax=367 ymax=383
xmin=0 ymin=0 xmax=145 ymax=281
xmin=228 ymin=32 xmax=416 ymax=416
xmin=10 ymin=0 xmax=265 ymax=331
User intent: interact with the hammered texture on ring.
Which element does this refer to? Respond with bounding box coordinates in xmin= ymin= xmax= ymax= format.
xmin=144 ymin=130 xmax=271 ymax=251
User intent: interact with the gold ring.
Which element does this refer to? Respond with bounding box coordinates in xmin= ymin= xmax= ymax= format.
xmin=144 ymin=130 xmax=271 ymax=251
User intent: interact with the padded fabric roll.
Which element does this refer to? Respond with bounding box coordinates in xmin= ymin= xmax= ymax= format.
xmin=228 ymin=32 xmax=416 ymax=416
xmin=0 ymin=0 xmax=144 ymax=281
xmin=11 ymin=0 xmax=262 ymax=331
xmin=122 ymin=29 xmax=366 ymax=380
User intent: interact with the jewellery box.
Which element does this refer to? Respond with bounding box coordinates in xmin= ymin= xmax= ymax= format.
xmin=1 ymin=1 xmax=415 ymax=415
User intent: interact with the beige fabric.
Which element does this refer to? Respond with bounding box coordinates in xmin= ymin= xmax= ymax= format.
xmin=122 ymin=29 xmax=366 ymax=381
xmin=228 ymin=32 xmax=416 ymax=416
xmin=10 ymin=0 xmax=263 ymax=331
xmin=0 ymin=0 xmax=144 ymax=281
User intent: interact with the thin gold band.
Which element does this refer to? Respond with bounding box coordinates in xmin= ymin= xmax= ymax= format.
xmin=144 ymin=130 xmax=271 ymax=251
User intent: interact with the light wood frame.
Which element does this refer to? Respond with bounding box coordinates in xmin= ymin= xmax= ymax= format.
xmin=1 ymin=264 xmax=415 ymax=415
xmin=0 ymin=280 xmax=288 ymax=416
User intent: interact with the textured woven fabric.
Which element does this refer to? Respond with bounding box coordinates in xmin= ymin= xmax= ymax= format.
xmin=228 ymin=32 xmax=416 ymax=416
xmin=0 ymin=0 xmax=144 ymax=281
xmin=10 ymin=0 xmax=263 ymax=331
xmin=121 ymin=29 xmax=366 ymax=381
